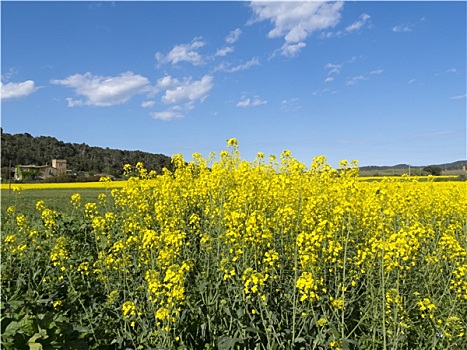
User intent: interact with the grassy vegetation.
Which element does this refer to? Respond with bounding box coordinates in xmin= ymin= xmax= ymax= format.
xmin=1 ymin=188 xmax=110 ymax=216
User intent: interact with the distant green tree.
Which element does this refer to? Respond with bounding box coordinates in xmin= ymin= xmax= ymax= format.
xmin=1 ymin=130 xmax=174 ymax=178
xmin=423 ymin=165 xmax=442 ymax=176
xmin=1 ymin=167 xmax=13 ymax=182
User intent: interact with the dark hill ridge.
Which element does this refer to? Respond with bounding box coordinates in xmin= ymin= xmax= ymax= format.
xmin=360 ymin=160 xmax=466 ymax=172
xmin=1 ymin=130 xmax=465 ymax=176
xmin=1 ymin=130 xmax=173 ymax=177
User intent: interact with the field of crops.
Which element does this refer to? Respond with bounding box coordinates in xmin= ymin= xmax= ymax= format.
xmin=2 ymin=140 xmax=466 ymax=349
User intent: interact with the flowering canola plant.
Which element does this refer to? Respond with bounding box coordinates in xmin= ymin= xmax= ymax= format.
xmin=1 ymin=139 xmax=466 ymax=349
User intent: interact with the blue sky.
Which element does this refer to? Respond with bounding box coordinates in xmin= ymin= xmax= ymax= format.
xmin=1 ymin=1 xmax=466 ymax=167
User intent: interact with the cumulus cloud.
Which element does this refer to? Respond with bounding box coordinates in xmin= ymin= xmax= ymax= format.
xmin=155 ymin=38 xmax=206 ymax=66
xmin=1 ymin=67 xmax=19 ymax=82
xmin=226 ymin=28 xmax=242 ymax=44
xmin=345 ymin=13 xmax=370 ymax=32
xmin=1 ymin=80 xmax=39 ymax=100
xmin=278 ymin=42 xmax=306 ymax=57
xmin=346 ymin=75 xmax=367 ymax=86
xmin=229 ymin=58 xmax=260 ymax=72
xmin=392 ymin=24 xmax=413 ymax=33
xmin=237 ymin=95 xmax=267 ymax=108
xmin=214 ymin=29 xmax=242 ymax=58
xmin=51 ymin=71 xmax=150 ymax=107
xmin=217 ymin=57 xmax=260 ymax=73
xmin=325 ymin=63 xmax=342 ymax=75
xmin=159 ymin=75 xmax=213 ymax=105
xmin=141 ymin=100 xmax=155 ymax=108
xmin=312 ymin=87 xmax=337 ymax=96
xmin=321 ymin=13 xmax=370 ymax=39
xmin=281 ymin=98 xmax=301 ymax=112
xmin=249 ymin=1 xmax=344 ymax=57
xmin=152 ymin=107 xmax=184 ymax=121
xmin=216 ymin=46 xmax=234 ymax=57
xmin=156 ymin=75 xmax=180 ymax=91
xmin=151 ymin=75 xmax=213 ymax=121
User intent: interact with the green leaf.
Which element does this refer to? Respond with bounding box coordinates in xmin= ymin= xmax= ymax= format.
xmin=28 ymin=329 xmax=48 ymax=350
xmin=28 ymin=344 xmax=43 ymax=350
xmin=73 ymin=325 xmax=90 ymax=333
xmin=217 ymin=335 xmax=240 ymax=350
xmin=5 ymin=320 xmax=20 ymax=334
xmin=294 ymin=337 xmax=305 ymax=343
xmin=245 ymin=326 xmax=264 ymax=335
xmin=1 ymin=317 xmax=14 ymax=334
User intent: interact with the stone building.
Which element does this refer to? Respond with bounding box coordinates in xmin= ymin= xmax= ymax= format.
xmin=14 ymin=159 xmax=67 ymax=181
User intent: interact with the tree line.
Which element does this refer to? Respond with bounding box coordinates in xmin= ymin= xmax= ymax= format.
xmin=1 ymin=129 xmax=174 ymax=180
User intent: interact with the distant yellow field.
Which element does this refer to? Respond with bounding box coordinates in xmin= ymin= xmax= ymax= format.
xmin=0 ymin=181 xmax=127 ymax=191
xmin=1 ymin=175 xmax=461 ymax=191
xmin=357 ymin=175 xmax=459 ymax=181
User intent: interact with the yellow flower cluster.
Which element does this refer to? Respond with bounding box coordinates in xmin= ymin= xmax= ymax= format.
xmin=2 ymin=139 xmax=466 ymax=347
xmin=50 ymin=236 xmax=69 ymax=267
xmin=417 ymin=297 xmax=437 ymax=319
xmin=122 ymin=301 xmax=137 ymax=319
xmin=41 ymin=208 xmax=58 ymax=233
xmin=145 ymin=261 xmax=191 ymax=322
xmin=70 ymin=193 xmax=81 ymax=208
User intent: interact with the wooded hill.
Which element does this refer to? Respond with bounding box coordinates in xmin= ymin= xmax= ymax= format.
xmin=1 ymin=130 xmax=173 ymax=178
xmin=2 ymin=130 xmax=465 ymax=180
xmin=360 ymin=160 xmax=466 ymax=172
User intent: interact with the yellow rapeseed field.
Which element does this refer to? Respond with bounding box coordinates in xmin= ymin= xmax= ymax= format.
xmin=2 ymin=139 xmax=466 ymax=349
xmin=0 ymin=177 xmax=126 ymax=191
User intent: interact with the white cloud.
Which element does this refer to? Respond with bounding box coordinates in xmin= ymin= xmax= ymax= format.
xmin=408 ymin=79 xmax=416 ymax=84
xmin=214 ymin=57 xmax=260 ymax=73
xmin=450 ymin=94 xmax=467 ymax=100
xmin=160 ymin=75 xmax=213 ymax=105
xmin=141 ymin=100 xmax=155 ymax=108
xmin=278 ymin=42 xmax=307 ymax=57
xmin=1 ymin=80 xmax=39 ymax=100
xmin=237 ymin=95 xmax=267 ymax=108
xmin=156 ymin=75 xmax=180 ymax=90
xmin=346 ymin=75 xmax=367 ymax=86
xmin=216 ymin=46 xmax=234 ymax=57
xmin=446 ymin=68 xmax=457 ymax=73
xmin=319 ymin=31 xmax=339 ymax=39
xmin=1 ymin=67 xmax=19 ymax=82
xmin=370 ymin=69 xmax=384 ymax=75
xmin=214 ymin=29 xmax=242 ymax=58
xmin=51 ymin=71 xmax=150 ymax=107
xmin=249 ymin=1 xmax=344 ymax=57
xmin=325 ymin=63 xmax=342 ymax=75
xmin=152 ymin=107 xmax=184 ymax=121
xmin=281 ymin=98 xmax=301 ymax=112
xmin=226 ymin=28 xmax=242 ymax=44
xmin=228 ymin=57 xmax=260 ymax=73
xmin=151 ymin=75 xmax=213 ymax=120
xmin=155 ymin=38 xmax=206 ymax=66
xmin=345 ymin=13 xmax=370 ymax=32
xmin=312 ymin=88 xmax=337 ymax=96
xmin=324 ymin=77 xmax=334 ymax=83
xmin=392 ymin=24 xmax=413 ymax=33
